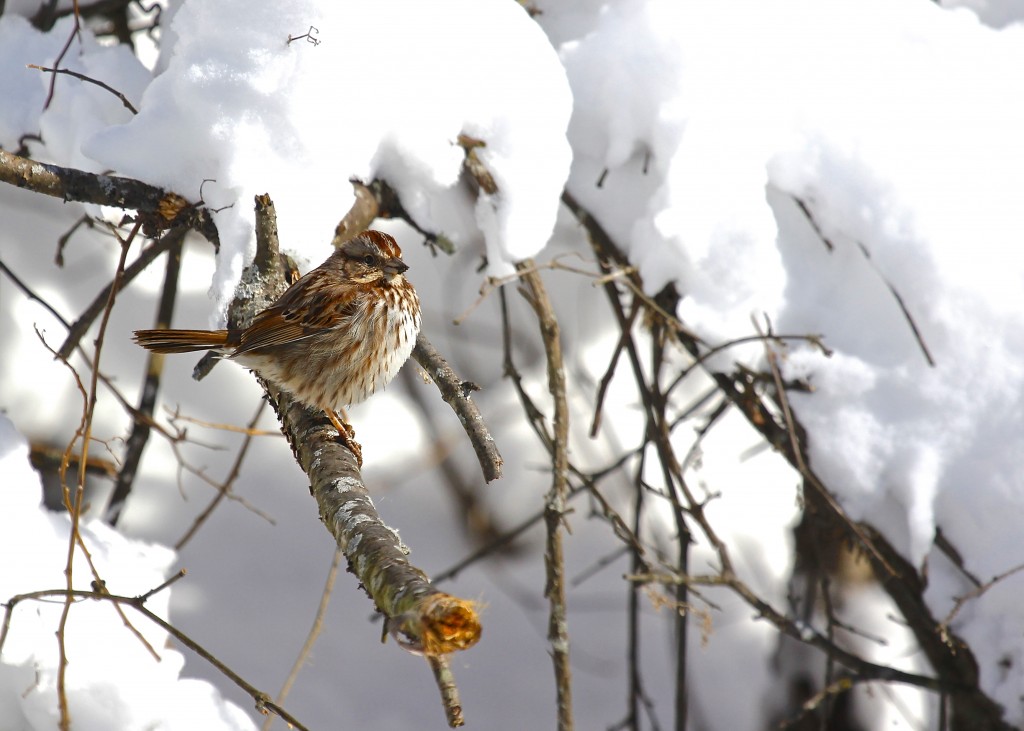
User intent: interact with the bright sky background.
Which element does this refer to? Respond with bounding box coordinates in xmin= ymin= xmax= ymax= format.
xmin=2 ymin=1 xmax=1024 ymax=729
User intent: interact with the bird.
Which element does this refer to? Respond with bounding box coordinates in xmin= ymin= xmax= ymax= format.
xmin=133 ymin=230 xmax=421 ymax=465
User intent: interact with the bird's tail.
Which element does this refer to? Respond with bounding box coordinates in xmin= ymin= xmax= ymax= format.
xmin=132 ymin=329 xmax=230 ymax=354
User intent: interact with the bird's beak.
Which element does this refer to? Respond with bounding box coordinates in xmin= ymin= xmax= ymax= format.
xmin=386 ymin=258 xmax=409 ymax=275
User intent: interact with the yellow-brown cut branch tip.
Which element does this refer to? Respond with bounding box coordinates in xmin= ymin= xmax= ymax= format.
xmin=389 ymin=593 xmax=482 ymax=657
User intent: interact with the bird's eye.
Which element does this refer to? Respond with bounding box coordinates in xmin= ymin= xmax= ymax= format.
xmin=363 ymin=255 xmax=376 ymax=266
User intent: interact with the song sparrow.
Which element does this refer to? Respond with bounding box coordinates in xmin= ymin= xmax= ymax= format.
xmin=133 ymin=230 xmax=421 ymax=465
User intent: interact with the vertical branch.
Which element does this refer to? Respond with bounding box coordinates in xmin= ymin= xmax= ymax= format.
xmin=516 ymin=261 xmax=574 ymax=731
xmin=427 ymin=655 xmax=466 ymax=728
xmin=627 ymin=458 xmax=645 ymax=731
xmin=648 ymin=290 xmax=691 ymax=731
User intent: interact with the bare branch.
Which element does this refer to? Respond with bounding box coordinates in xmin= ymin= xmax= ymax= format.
xmin=564 ymin=188 xmax=1013 ymax=730
xmin=263 ymin=548 xmax=343 ymax=731
xmin=792 ymin=194 xmax=934 ymax=367
xmin=232 ymin=195 xmax=481 ymax=725
xmin=58 ymin=226 xmax=187 ymax=359
xmin=28 ymin=63 xmax=139 ymax=114
xmin=427 ymin=654 xmax=466 ymax=727
xmin=412 ymin=334 xmax=503 ymax=483
xmin=173 ymin=402 xmax=268 ymax=550
xmin=107 ymin=231 xmax=184 ymax=524
xmin=516 ymin=260 xmax=574 ymax=731
xmin=0 ymin=149 xmax=218 ymax=245
xmin=56 ymin=220 xmax=139 ymax=729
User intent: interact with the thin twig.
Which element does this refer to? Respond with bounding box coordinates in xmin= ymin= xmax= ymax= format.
xmin=174 ymin=401 xmax=268 ymax=550
xmin=941 ymin=561 xmax=1024 ymax=631
xmin=42 ymin=0 xmax=82 ymax=109
xmin=139 ymin=568 xmax=188 ymax=602
xmin=792 ymin=194 xmax=934 ymax=366
xmin=778 ymin=677 xmax=855 ymax=729
xmin=590 ymin=297 xmax=640 ymax=438
xmin=28 ymin=64 xmax=139 ymax=114
xmin=1 ymin=587 xmax=309 ymax=731
xmin=649 ymin=294 xmax=692 ymax=731
xmin=57 ymin=220 xmax=138 ymax=730
xmin=427 ymin=655 xmax=465 ymax=728
xmin=855 ymin=241 xmax=936 ymax=367
xmin=263 ymin=547 xmax=344 ymax=731
xmin=0 ymin=258 xmax=73 ymax=327
xmin=627 ymin=458 xmax=645 ymax=730
xmin=453 ymin=254 xmax=604 ymax=327
xmin=164 ymin=408 xmax=283 ymax=437
xmin=753 ymin=314 xmax=896 ymax=576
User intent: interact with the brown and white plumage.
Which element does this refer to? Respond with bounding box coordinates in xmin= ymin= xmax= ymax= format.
xmin=134 ymin=230 xmax=421 ymax=462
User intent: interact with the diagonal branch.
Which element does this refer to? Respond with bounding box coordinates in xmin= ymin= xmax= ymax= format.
xmin=228 ymin=193 xmax=480 ymax=727
xmin=412 ymin=334 xmax=503 ymax=483
xmin=107 ymin=232 xmax=184 ymax=523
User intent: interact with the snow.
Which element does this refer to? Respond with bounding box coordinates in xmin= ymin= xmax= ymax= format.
xmin=558 ymin=0 xmax=1024 ymax=546
xmin=0 ymin=415 xmax=256 ymax=730
xmin=83 ymin=0 xmax=572 ymax=318
xmin=3 ymin=0 xmax=1024 ymax=728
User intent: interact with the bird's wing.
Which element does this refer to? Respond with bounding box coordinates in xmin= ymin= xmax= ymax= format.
xmin=232 ymin=275 xmax=356 ymax=356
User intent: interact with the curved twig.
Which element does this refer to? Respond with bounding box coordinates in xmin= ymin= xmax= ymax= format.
xmin=28 ymin=64 xmax=139 ymax=115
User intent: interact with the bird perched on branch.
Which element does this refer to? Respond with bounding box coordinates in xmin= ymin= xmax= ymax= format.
xmin=134 ymin=230 xmax=421 ymax=465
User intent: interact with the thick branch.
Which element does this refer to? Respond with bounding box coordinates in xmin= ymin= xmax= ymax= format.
xmin=223 ymin=194 xmax=479 ymax=726
xmin=0 ymin=149 xmax=218 ymax=244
